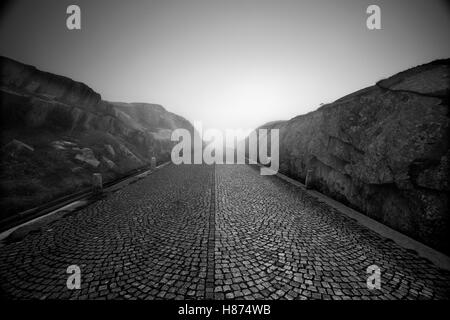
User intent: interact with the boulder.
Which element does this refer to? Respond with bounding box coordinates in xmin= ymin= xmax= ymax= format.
xmin=102 ymin=156 xmax=116 ymax=169
xmin=71 ymin=167 xmax=84 ymax=173
xmin=51 ymin=140 xmax=77 ymax=150
xmin=74 ymin=148 xmax=100 ymax=167
xmin=117 ymin=143 xmax=143 ymax=165
xmin=3 ymin=139 xmax=34 ymax=156
xmin=104 ymin=144 xmax=115 ymax=157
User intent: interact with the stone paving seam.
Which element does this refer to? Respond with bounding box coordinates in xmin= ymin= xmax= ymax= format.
xmin=205 ymin=164 xmax=216 ymax=299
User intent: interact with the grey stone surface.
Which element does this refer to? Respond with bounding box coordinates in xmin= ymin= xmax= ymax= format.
xmin=0 ymin=164 xmax=449 ymax=300
xmin=251 ymin=59 xmax=450 ymax=254
xmin=0 ymin=164 xmax=213 ymax=300
xmin=215 ymin=165 xmax=450 ymax=300
xmin=0 ymin=56 xmax=197 ymax=219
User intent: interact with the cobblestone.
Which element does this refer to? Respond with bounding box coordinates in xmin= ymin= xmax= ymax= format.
xmin=214 ymin=165 xmax=450 ymax=300
xmin=0 ymin=164 xmax=449 ymax=300
xmin=0 ymin=164 xmax=213 ymax=299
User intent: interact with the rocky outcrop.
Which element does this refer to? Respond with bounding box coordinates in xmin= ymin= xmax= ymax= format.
xmin=2 ymin=139 xmax=34 ymax=156
xmin=0 ymin=56 xmax=101 ymax=109
xmin=0 ymin=56 xmax=195 ymax=219
xmin=258 ymin=59 xmax=450 ymax=254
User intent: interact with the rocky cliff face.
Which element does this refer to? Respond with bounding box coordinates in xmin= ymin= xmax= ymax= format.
xmin=0 ymin=56 xmax=194 ymax=219
xmin=260 ymin=59 xmax=450 ymax=253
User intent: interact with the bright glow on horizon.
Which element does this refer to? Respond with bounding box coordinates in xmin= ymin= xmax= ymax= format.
xmin=0 ymin=0 xmax=449 ymax=131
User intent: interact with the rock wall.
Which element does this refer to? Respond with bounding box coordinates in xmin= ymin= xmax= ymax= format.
xmin=261 ymin=59 xmax=450 ymax=254
xmin=0 ymin=56 xmax=101 ymax=109
xmin=0 ymin=56 xmax=194 ymax=219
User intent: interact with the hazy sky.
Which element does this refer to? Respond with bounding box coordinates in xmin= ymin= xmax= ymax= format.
xmin=1 ymin=0 xmax=449 ymax=131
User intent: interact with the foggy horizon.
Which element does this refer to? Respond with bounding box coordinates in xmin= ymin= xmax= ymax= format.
xmin=1 ymin=0 xmax=449 ymax=131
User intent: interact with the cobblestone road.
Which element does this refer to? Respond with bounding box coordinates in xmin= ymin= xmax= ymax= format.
xmin=0 ymin=164 xmax=449 ymax=299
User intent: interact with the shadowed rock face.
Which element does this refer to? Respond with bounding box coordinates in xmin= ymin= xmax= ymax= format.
xmin=260 ymin=59 xmax=450 ymax=253
xmin=0 ymin=56 xmax=194 ymax=219
xmin=0 ymin=56 xmax=101 ymax=109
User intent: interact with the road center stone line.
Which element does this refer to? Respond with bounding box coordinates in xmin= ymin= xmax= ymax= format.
xmin=205 ymin=164 xmax=216 ymax=299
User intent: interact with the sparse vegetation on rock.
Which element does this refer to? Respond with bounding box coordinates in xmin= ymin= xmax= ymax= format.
xmin=0 ymin=56 xmax=195 ymax=220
